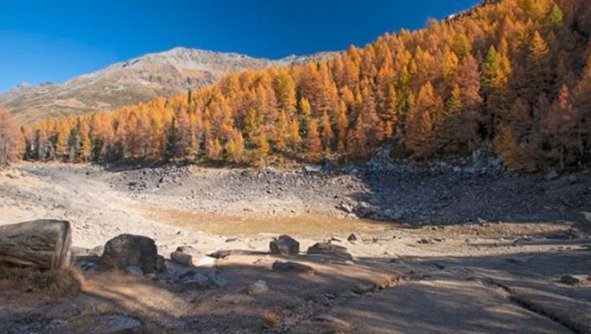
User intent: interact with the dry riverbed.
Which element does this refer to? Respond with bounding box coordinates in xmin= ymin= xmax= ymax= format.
xmin=0 ymin=162 xmax=589 ymax=333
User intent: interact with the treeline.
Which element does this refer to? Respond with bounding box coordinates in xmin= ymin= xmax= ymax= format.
xmin=22 ymin=0 xmax=591 ymax=170
xmin=0 ymin=108 xmax=22 ymax=166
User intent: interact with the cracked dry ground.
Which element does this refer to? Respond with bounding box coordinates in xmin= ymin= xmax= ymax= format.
xmin=1 ymin=222 xmax=590 ymax=334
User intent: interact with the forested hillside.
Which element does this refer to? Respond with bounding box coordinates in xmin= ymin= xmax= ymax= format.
xmin=20 ymin=0 xmax=591 ymax=170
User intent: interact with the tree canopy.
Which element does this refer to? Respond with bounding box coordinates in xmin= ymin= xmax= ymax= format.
xmin=20 ymin=0 xmax=591 ymax=170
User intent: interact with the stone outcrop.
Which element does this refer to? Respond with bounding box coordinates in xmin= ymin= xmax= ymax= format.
xmin=101 ymin=234 xmax=165 ymax=274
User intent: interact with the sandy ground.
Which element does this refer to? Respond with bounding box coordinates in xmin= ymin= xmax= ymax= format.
xmin=0 ymin=162 xmax=590 ymax=333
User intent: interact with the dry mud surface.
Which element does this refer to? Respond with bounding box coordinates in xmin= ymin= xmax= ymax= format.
xmin=0 ymin=162 xmax=590 ymax=333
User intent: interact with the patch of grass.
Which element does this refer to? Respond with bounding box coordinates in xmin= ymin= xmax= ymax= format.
xmin=0 ymin=265 xmax=81 ymax=296
xmin=263 ymin=311 xmax=281 ymax=329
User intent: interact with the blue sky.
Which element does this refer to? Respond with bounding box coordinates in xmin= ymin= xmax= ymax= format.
xmin=0 ymin=0 xmax=480 ymax=92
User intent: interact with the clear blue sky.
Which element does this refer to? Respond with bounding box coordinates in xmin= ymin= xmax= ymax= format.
xmin=0 ymin=0 xmax=480 ymax=92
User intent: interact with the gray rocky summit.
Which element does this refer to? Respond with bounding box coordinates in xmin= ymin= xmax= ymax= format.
xmin=0 ymin=47 xmax=335 ymax=123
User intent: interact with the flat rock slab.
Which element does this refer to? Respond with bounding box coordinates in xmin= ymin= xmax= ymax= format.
xmin=509 ymin=286 xmax=591 ymax=334
xmin=559 ymin=274 xmax=588 ymax=285
xmin=307 ymin=242 xmax=353 ymax=260
xmin=43 ymin=314 xmax=142 ymax=334
xmin=272 ymin=261 xmax=315 ymax=274
xmin=299 ymin=279 xmax=573 ymax=334
xmin=207 ymin=249 xmax=266 ymax=259
xmin=186 ymin=254 xmax=396 ymax=332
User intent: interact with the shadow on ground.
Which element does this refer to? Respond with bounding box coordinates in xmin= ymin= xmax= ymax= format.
xmin=349 ymin=168 xmax=591 ymax=225
xmin=2 ymin=245 xmax=588 ymax=334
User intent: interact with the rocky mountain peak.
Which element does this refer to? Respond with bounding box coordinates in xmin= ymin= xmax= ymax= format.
xmin=0 ymin=47 xmax=337 ymax=123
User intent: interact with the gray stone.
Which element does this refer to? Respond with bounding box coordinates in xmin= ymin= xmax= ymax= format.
xmin=70 ymin=246 xmax=94 ymax=257
xmin=125 ymin=265 xmax=144 ymax=277
xmin=355 ymin=201 xmax=378 ymax=218
xmin=272 ymin=261 xmax=315 ymax=274
xmin=179 ymin=273 xmax=215 ymax=291
xmin=171 ymin=251 xmax=193 ymax=266
xmin=101 ymin=234 xmax=166 ymax=274
xmin=154 ymin=255 xmax=166 ymax=272
xmin=545 ymin=170 xmax=560 ymax=181
xmin=382 ymin=208 xmax=404 ymax=220
xmin=269 ymin=235 xmax=300 ymax=255
xmin=315 ymin=314 xmax=351 ymax=331
xmin=47 ymin=314 xmax=142 ymax=334
xmin=303 ymin=165 xmax=323 ymax=173
xmin=307 ymin=242 xmax=353 ymax=260
xmin=472 ymin=148 xmax=487 ymax=167
xmin=176 ymin=245 xmax=195 ymax=253
xmin=546 ymin=229 xmax=581 ymax=240
xmin=207 ymin=249 xmax=253 ymax=259
xmin=337 ymin=202 xmax=354 ymax=214
xmin=247 ymin=280 xmax=270 ymax=295
xmin=489 ymin=156 xmax=503 ymax=168
xmin=209 ymin=273 xmax=227 ymax=288
xmin=262 ymin=167 xmax=277 ymax=174
xmin=178 ymin=269 xmax=198 ymax=280
xmin=76 ymin=257 xmax=100 ymax=272
xmin=92 ymin=245 xmax=105 ymax=256
xmin=347 ymin=233 xmax=358 ymax=242
xmin=579 ymin=212 xmax=591 ymax=224
xmin=352 ymin=282 xmax=377 ymax=294
xmin=568 ymin=175 xmax=579 ymax=184
xmin=559 ymin=275 xmax=588 ymax=285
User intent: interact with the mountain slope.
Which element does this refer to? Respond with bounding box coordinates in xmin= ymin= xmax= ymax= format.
xmin=0 ymin=48 xmax=335 ymax=123
xmin=22 ymin=0 xmax=591 ymax=171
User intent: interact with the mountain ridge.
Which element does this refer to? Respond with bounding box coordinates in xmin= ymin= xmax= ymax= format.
xmin=0 ymin=47 xmax=337 ymax=123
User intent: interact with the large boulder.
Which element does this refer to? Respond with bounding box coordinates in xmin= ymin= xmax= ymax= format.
xmin=0 ymin=220 xmax=71 ymax=270
xmin=101 ymin=234 xmax=165 ymax=274
xmin=307 ymin=242 xmax=353 ymax=260
xmin=269 ymin=235 xmax=300 ymax=255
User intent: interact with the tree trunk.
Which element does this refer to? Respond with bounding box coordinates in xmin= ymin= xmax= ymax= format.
xmin=0 ymin=220 xmax=71 ymax=269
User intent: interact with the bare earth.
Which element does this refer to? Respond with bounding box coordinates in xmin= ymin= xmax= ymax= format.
xmin=0 ymin=162 xmax=589 ymax=333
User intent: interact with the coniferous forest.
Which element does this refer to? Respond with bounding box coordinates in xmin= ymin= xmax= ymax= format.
xmin=15 ymin=0 xmax=591 ymax=171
